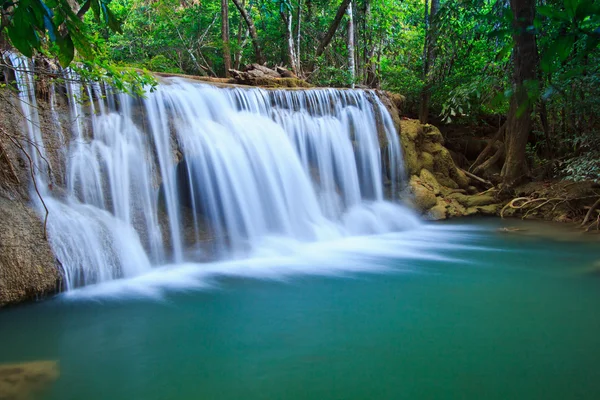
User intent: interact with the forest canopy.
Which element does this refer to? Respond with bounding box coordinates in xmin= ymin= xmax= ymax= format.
xmin=1 ymin=0 xmax=600 ymax=186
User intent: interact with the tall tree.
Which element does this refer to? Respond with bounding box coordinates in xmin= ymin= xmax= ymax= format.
xmin=501 ymin=0 xmax=538 ymax=187
xmin=346 ymin=0 xmax=355 ymax=87
xmin=221 ymin=0 xmax=232 ymax=75
xmin=419 ymin=0 xmax=440 ymax=124
xmin=313 ymin=0 xmax=352 ymax=62
xmin=295 ymin=0 xmax=302 ymax=74
xmin=232 ymin=0 xmax=266 ymax=64
xmin=280 ymin=1 xmax=298 ymax=73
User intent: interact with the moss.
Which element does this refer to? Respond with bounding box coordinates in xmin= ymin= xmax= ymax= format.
xmin=419 ymin=151 xmax=434 ymax=172
xmin=409 ymin=175 xmax=437 ymax=212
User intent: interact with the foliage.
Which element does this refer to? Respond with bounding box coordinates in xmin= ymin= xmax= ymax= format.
xmin=2 ymin=0 xmax=600 ymax=183
xmin=0 ymin=0 xmax=156 ymax=94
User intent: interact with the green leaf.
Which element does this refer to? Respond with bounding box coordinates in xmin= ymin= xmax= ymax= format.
xmin=103 ymin=6 xmax=123 ymax=33
xmin=495 ymin=42 xmax=513 ymax=61
xmin=538 ymin=5 xmax=570 ymax=21
xmin=56 ymin=35 xmax=74 ymax=67
xmin=541 ymin=35 xmax=576 ymax=72
xmin=564 ymin=0 xmax=579 ymax=19
xmin=90 ymin=0 xmax=101 ymax=21
xmin=7 ymin=25 xmax=34 ymax=57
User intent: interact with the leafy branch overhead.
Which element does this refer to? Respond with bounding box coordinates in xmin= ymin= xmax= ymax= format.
xmin=2 ymin=0 xmax=122 ymax=67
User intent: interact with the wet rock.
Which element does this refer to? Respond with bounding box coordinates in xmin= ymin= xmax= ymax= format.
xmin=428 ymin=200 xmax=448 ymax=220
xmin=447 ymin=193 xmax=496 ymax=208
xmin=409 ymin=176 xmax=437 ymax=211
xmin=0 ymin=197 xmax=60 ymax=307
xmin=419 ymin=169 xmax=441 ymax=194
xmin=0 ymin=360 xmax=59 ymax=400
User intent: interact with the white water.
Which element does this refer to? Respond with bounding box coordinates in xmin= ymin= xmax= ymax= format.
xmin=6 ymin=58 xmax=420 ymax=290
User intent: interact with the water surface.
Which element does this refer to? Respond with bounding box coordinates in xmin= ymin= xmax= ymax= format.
xmin=1 ymin=219 xmax=600 ymax=400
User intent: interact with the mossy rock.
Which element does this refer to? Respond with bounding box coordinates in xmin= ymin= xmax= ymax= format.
xmin=446 ymin=198 xmax=467 ymax=217
xmin=419 ymin=169 xmax=441 ymax=194
xmin=466 ymin=204 xmax=501 ymax=215
xmin=447 ymin=193 xmax=496 ymax=208
xmin=409 ymin=175 xmax=438 ymax=212
xmin=419 ymin=151 xmax=435 ymax=172
xmin=422 ymin=124 xmax=444 ymax=144
xmin=428 ymin=199 xmax=448 ymax=220
xmin=434 ymin=173 xmax=459 ymax=189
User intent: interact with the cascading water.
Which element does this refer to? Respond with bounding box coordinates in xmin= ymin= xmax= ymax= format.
xmin=5 ymin=57 xmax=420 ymax=290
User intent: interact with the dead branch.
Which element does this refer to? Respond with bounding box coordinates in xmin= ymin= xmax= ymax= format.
xmin=459 ymin=168 xmax=493 ymax=187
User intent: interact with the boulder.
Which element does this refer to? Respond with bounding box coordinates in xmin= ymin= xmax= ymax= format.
xmin=422 ymin=124 xmax=444 ymax=144
xmin=409 ymin=175 xmax=437 ymax=211
xmin=428 ymin=200 xmax=448 ymax=220
xmin=0 ymin=197 xmax=60 ymax=307
xmin=447 ymin=193 xmax=497 ymax=208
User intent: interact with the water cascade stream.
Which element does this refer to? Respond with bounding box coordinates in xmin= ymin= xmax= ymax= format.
xmin=7 ymin=56 xmax=419 ymax=290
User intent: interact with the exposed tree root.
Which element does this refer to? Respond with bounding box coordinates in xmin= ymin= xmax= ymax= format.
xmin=581 ymin=197 xmax=600 ymax=228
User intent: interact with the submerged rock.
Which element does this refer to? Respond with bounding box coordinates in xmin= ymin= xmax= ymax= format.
xmin=0 ymin=360 xmax=59 ymax=400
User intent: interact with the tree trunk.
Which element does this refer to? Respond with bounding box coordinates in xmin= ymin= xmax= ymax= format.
xmin=501 ymin=0 xmax=538 ymax=187
xmin=232 ymin=0 xmax=265 ymax=64
xmin=418 ymin=0 xmax=439 ymax=124
xmin=233 ymin=0 xmax=248 ymax=69
xmin=346 ymin=1 xmax=355 ymax=88
xmin=311 ymin=0 xmax=352 ymax=67
xmin=221 ymin=0 xmax=232 ymax=76
xmin=281 ymin=6 xmax=298 ymax=73
xmin=295 ymin=0 xmax=302 ymax=74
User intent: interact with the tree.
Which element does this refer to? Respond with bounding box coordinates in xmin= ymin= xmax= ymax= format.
xmin=346 ymin=0 xmax=355 ymax=87
xmin=222 ymin=0 xmax=232 ymax=75
xmin=231 ymin=0 xmax=265 ymax=64
xmin=313 ymin=0 xmax=351 ymax=62
xmin=500 ymin=0 xmax=538 ymax=187
xmin=419 ymin=0 xmax=440 ymax=124
xmin=280 ymin=0 xmax=298 ymax=73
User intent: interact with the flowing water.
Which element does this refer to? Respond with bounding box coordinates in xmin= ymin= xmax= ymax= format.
xmin=6 ymin=54 xmax=413 ymax=290
xmin=1 ymin=219 xmax=600 ymax=400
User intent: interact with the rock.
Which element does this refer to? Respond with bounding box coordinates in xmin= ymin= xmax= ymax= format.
xmin=468 ymin=204 xmax=501 ymax=215
xmin=276 ymin=66 xmax=296 ymax=78
xmin=0 ymin=360 xmax=60 ymax=400
xmin=409 ymin=176 xmax=437 ymax=211
xmin=428 ymin=200 xmax=448 ymax=220
xmin=419 ymin=151 xmax=434 ymax=172
xmin=422 ymin=124 xmax=444 ymax=144
xmin=435 ymin=173 xmax=459 ymax=189
xmin=447 ymin=193 xmax=496 ymax=208
xmin=419 ymin=169 xmax=441 ymax=194
xmin=422 ymin=141 xmax=444 ymax=155
xmin=0 ymin=197 xmax=60 ymax=307
xmin=446 ymin=198 xmax=467 ymax=217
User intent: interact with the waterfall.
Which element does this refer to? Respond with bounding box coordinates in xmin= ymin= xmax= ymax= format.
xmin=5 ymin=59 xmax=419 ymax=290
